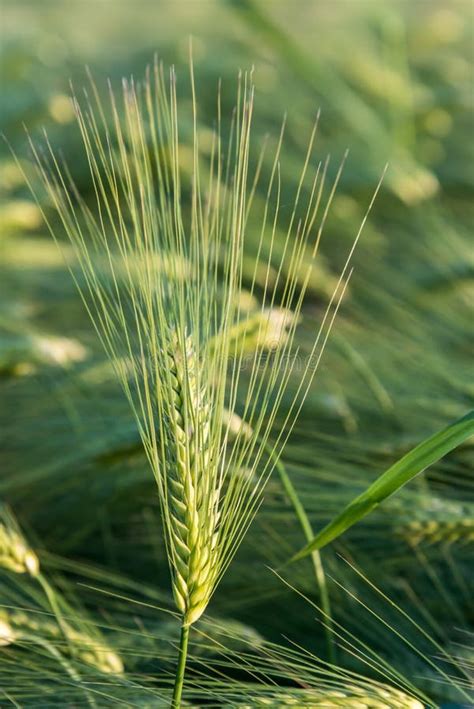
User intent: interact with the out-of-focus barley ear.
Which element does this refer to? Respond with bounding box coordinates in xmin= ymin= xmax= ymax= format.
xmin=397 ymin=517 xmax=474 ymax=546
xmin=65 ymin=623 xmax=124 ymax=674
xmin=0 ymin=617 xmax=15 ymax=646
xmin=0 ymin=505 xmax=122 ymax=682
xmin=0 ymin=506 xmax=39 ymax=576
xmin=0 ymin=608 xmax=123 ymax=674
xmin=226 ymin=684 xmax=424 ymax=708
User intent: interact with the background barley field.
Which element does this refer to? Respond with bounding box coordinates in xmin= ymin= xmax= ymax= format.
xmin=0 ymin=1 xmax=473 ymax=706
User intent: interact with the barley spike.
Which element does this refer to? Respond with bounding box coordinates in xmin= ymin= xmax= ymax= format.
xmin=0 ymin=522 xmax=39 ymax=577
xmin=165 ymin=336 xmax=219 ymax=626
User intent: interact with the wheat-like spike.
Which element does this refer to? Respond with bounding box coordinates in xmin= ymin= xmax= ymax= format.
xmin=394 ymin=501 xmax=474 ymax=547
xmin=0 ymin=609 xmax=123 ymax=674
xmin=165 ymin=336 xmax=220 ymax=626
xmin=0 ymin=616 xmax=14 ymax=646
xmin=0 ymin=509 xmax=39 ymax=577
xmin=229 ymin=684 xmax=424 ymax=708
xmin=397 ymin=517 xmax=474 ymax=546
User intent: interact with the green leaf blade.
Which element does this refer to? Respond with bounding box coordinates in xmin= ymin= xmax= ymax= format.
xmin=292 ymin=410 xmax=474 ymax=561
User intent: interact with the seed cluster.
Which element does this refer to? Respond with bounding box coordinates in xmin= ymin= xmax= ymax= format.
xmin=165 ymin=337 xmax=220 ymax=626
xmin=0 ymin=522 xmax=39 ymax=576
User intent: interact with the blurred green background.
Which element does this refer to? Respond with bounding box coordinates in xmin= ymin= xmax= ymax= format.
xmin=1 ymin=0 xmax=473 ymax=706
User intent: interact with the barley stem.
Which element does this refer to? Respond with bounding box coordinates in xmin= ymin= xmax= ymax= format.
xmin=172 ymin=621 xmax=189 ymax=708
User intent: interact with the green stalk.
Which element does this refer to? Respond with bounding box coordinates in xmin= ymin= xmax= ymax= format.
xmin=172 ymin=621 xmax=190 ymax=708
xmin=267 ymin=446 xmax=336 ymax=664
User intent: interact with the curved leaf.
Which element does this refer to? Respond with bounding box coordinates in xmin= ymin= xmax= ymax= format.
xmin=292 ymin=410 xmax=474 ymax=561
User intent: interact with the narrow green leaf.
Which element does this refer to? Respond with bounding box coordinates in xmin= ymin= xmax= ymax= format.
xmin=292 ymin=410 xmax=474 ymax=561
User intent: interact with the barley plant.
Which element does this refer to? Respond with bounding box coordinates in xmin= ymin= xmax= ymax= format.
xmin=0 ymin=504 xmax=124 ymax=692
xmin=19 ymin=56 xmax=376 ymax=705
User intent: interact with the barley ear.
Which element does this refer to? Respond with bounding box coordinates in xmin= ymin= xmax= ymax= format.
xmin=165 ymin=336 xmax=219 ymax=627
xmin=0 ymin=507 xmax=39 ymax=577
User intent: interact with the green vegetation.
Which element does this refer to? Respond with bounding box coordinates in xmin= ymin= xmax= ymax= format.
xmin=1 ymin=1 xmax=472 ymax=706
